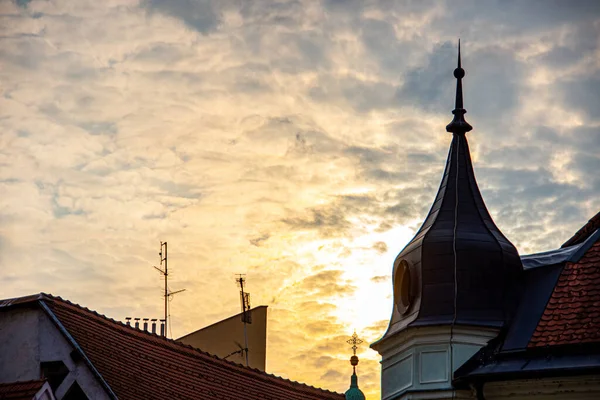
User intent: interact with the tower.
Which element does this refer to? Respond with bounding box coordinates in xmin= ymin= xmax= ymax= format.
xmin=345 ymin=332 xmax=366 ymax=400
xmin=371 ymin=42 xmax=522 ymax=399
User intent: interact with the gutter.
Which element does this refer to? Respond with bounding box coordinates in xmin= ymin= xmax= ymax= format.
xmin=39 ymin=300 xmax=119 ymax=400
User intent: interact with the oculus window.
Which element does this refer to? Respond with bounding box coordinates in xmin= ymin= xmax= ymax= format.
xmin=394 ymin=260 xmax=413 ymax=315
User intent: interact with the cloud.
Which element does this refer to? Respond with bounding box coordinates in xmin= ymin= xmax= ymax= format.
xmin=282 ymin=208 xmax=351 ymax=236
xmin=295 ymin=270 xmax=357 ymax=298
xmin=560 ymin=78 xmax=600 ymax=121
xmin=141 ymin=0 xmax=221 ymax=34
xmin=13 ymin=0 xmax=32 ymax=9
xmin=372 ymin=241 xmax=387 ymax=254
xmin=370 ymin=275 xmax=388 ymax=283
xmin=1 ymin=1 xmax=599 ymax=399
xmin=249 ymin=233 xmax=270 ymax=247
xmin=309 ymin=75 xmax=399 ymax=113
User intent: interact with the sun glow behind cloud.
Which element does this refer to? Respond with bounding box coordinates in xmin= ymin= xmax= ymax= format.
xmin=1 ymin=0 xmax=599 ymax=398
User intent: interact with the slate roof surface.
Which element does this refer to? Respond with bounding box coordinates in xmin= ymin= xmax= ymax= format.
xmin=530 ymin=239 xmax=600 ymax=347
xmin=0 ymin=380 xmax=46 ymax=400
xmin=10 ymin=294 xmax=343 ymax=400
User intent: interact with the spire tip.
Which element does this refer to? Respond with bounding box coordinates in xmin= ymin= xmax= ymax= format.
xmin=454 ymin=40 xmax=465 ymax=79
xmin=446 ymin=39 xmax=472 ymax=134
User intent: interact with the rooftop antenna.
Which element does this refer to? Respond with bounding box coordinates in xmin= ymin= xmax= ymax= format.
xmin=236 ymin=274 xmax=251 ymax=366
xmin=153 ymin=241 xmax=186 ymax=338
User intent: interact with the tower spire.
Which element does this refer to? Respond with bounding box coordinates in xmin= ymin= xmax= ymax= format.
xmin=345 ymin=332 xmax=366 ymax=400
xmin=446 ymin=39 xmax=472 ymax=134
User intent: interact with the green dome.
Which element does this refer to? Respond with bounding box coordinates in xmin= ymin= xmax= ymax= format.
xmin=345 ymin=373 xmax=366 ymax=400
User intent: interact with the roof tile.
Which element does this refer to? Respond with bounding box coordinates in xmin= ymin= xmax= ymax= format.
xmin=0 ymin=380 xmax=47 ymax=400
xmin=40 ymin=295 xmax=343 ymax=400
xmin=529 ymin=240 xmax=600 ymax=347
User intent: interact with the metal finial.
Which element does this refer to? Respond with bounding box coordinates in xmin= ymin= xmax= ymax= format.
xmin=457 ymin=39 xmax=462 ymax=70
xmin=446 ymin=39 xmax=472 ymax=134
xmin=347 ymin=331 xmax=363 ymax=373
xmin=347 ymin=331 xmax=363 ymax=355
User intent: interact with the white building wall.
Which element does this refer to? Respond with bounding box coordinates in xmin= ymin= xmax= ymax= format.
xmin=375 ymin=326 xmax=498 ymax=400
xmin=0 ymin=307 xmax=41 ymax=383
xmin=35 ymin=382 xmax=57 ymax=400
xmin=0 ymin=306 xmax=111 ymax=400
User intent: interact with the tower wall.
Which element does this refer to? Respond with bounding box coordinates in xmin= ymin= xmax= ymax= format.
xmin=375 ymin=326 xmax=497 ymax=399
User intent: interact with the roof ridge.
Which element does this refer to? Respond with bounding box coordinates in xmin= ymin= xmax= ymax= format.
xmin=562 ymin=210 xmax=600 ymax=248
xmin=39 ymin=293 xmax=341 ymax=396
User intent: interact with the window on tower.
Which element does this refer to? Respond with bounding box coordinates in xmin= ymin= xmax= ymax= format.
xmin=394 ymin=260 xmax=413 ymax=315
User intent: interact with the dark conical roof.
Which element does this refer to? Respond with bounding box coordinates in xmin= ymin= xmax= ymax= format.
xmin=401 ymin=133 xmax=522 ymax=326
xmin=386 ymin=42 xmax=523 ymax=332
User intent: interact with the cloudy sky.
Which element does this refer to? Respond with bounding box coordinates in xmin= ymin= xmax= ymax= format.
xmin=1 ymin=0 xmax=599 ymax=397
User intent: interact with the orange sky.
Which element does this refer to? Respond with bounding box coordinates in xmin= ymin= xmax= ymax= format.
xmin=1 ymin=1 xmax=599 ymax=398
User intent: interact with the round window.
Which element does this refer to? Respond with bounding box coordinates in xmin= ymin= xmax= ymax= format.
xmin=394 ymin=259 xmax=412 ymax=315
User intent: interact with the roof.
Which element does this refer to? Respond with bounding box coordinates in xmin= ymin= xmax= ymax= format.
xmin=344 ymin=374 xmax=365 ymax=400
xmin=454 ymin=220 xmax=600 ymax=385
xmin=1 ymin=294 xmax=343 ymax=400
xmin=376 ymin=47 xmax=522 ymax=344
xmin=562 ymin=210 xmax=600 ymax=248
xmin=530 ymin=234 xmax=600 ymax=347
xmin=454 ymin=340 xmax=600 ymax=384
xmin=521 ymin=241 xmax=586 ymax=270
xmin=0 ymin=380 xmax=48 ymax=400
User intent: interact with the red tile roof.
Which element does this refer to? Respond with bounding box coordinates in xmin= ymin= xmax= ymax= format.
xmin=530 ymin=239 xmax=600 ymax=347
xmin=0 ymin=380 xmax=46 ymax=400
xmin=37 ymin=294 xmax=343 ymax=400
xmin=562 ymin=210 xmax=600 ymax=248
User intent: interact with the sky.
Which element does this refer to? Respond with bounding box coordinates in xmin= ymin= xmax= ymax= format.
xmin=1 ymin=0 xmax=599 ymax=398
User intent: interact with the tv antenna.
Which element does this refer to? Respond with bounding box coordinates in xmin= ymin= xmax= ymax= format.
xmin=224 ymin=341 xmax=247 ymax=361
xmin=236 ymin=274 xmax=251 ymax=366
xmin=153 ymin=241 xmax=186 ymax=338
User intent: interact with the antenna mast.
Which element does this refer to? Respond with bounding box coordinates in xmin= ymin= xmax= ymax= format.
xmin=236 ymin=274 xmax=251 ymax=366
xmin=154 ymin=241 xmax=186 ymax=338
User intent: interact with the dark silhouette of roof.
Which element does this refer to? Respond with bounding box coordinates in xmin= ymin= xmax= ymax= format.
xmin=1 ymin=294 xmax=343 ymax=400
xmin=387 ymin=42 xmax=522 ymax=331
xmin=0 ymin=380 xmax=48 ymax=400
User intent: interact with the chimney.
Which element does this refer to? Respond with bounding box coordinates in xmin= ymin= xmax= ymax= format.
xmin=143 ymin=318 xmax=149 ymax=332
xmin=151 ymin=319 xmax=157 ymax=334
xmin=134 ymin=318 xmax=140 ymax=329
xmin=160 ymin=319 xmax=166 ymax=337
xmin=125 ymin=317 xmax=132 ymax=326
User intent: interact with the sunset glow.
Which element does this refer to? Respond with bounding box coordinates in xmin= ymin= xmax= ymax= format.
xmin=2 ymin=1 xmax=599 ymax=398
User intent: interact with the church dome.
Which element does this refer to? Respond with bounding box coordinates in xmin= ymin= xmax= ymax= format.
xmin=344 ymin=374 xmax=366 ymax=400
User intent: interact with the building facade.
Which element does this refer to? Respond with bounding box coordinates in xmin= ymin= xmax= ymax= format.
xmin=0 ymin=294 xmax=343 ymax=400
xmin=177 ymin=305 xmax=267 ymax=371
xmin=371 ymin=44 xmax=600 ymax=400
